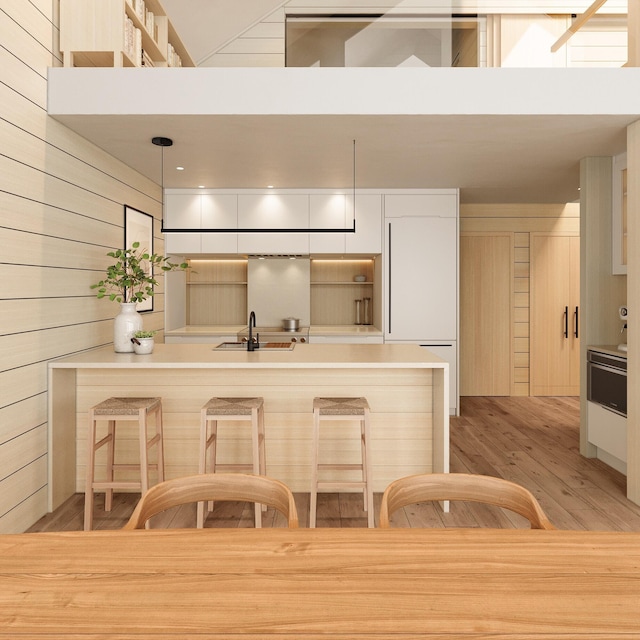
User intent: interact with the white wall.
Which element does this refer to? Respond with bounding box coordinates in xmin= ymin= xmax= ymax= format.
xmin=0 ymin=0 xmax=165 ymax=533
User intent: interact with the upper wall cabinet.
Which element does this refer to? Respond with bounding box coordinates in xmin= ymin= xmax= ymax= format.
xmin=309 ymin=193 xmax=382 ymax=254
xmin=612 ymin=152 xmax=627 ymax=275
xmin=384 ymin=192 xmax=458 ymax=218
xmin=237 ymin=193 xmax=310 ymax=254
xmin=60 ymin=0 xmax=194 ymax=68
xmin=164 ymin=192 xmax=238 ymax=255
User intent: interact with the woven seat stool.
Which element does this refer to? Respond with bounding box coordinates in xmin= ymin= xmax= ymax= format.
xmin=310 ymin=397 xmax=374 ymax=528
xmin=198 ymin=397 xmax=266 ymax=527
xmin=84 ymin=397 xmax=164 ymax=531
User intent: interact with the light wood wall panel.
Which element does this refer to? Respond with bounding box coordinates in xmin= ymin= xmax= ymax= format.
xmin=460 ymin=203 xmax=579 ymax=398
xmin=0 ymin=2 xmax=165 ymax=533
xmin=72 ymin=367 xmax=435 ymax=493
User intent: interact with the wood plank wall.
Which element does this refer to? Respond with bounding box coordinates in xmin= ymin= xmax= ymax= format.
xmin=0 ymin=0 xmax=164 ymax=533
xmin=460 ymin=204 xmax=580 ymax=397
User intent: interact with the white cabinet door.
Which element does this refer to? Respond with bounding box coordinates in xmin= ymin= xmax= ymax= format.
xmin=347 ymin=194 xmax=382 ymax=253
xmin=309 ymin=193 xmax=347 ymax=254
xmin=237 ymin=194 xmax=309 ymax=254
xmin=385 ymin=193 xmax=457 ymax=218
xmin=385 ymin=216 xmax=457 ymax=340
xmin=164 ymin=193 xmax=202 ymax=253
xmin=165 ymin=194 xmax=202 ymax=228
xmin=201 ymin=194 xmax=238 ymax=254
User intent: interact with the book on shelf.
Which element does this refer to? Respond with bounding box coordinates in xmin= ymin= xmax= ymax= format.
xmin=167 ymin=43 xmax=183 ymax=68
xmin=141 ymin=50 xmax=155 ymax=67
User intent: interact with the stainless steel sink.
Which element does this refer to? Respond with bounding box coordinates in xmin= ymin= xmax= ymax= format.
xmin=213 ymin=342 xmax=295 ymax=351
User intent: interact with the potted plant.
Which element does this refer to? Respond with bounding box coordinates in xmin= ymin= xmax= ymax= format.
xmin=131 ymin=330 xmax=156 ymax=355
xmin=91 ymin=242 xmax=188 ymax=352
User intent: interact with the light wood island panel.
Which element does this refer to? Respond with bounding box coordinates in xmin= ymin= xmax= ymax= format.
xmin=48 ymin=343 xmax=448 ymax=510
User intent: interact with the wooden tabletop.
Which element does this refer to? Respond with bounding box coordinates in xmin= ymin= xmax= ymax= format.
xmin=1 ymin=528 xmax=639 ymax=638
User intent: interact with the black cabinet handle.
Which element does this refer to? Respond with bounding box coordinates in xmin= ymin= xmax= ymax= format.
xmin=564 ymin=306 xmax=569 ymax=338
xmin=574 ymin=306 xmax=579 ymax=339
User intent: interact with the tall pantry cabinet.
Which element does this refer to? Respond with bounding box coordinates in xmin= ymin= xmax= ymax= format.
xmin=530 ymin=233 xmax=580 ymax=396
xmin=384 ymin=191 xmax=459 ymax=414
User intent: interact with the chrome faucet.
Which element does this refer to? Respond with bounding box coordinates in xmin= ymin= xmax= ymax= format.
xmin=248 ymin=311 xmax=259 ymax=351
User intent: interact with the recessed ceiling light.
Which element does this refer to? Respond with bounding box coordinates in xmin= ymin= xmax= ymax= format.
xmin=267 ymin=185 xmax=274 ymax=189
xmin=176 ymin=166 xmax=184 ymax=171
xmin=198 ymin=185 xmax=205 ymax=189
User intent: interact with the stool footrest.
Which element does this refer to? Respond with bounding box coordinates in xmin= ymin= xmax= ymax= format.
xmin=318 ymin=464 xmax=364 ymax=471
xmin=214 ymin=464 xmax=254 ymax=472
xmin=317 ymin=481 xmax=367 ymax=490
xmin=91 ymin=481 xmax=142 ymax=491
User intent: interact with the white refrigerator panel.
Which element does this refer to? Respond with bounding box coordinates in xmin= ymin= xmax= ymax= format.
xmin=385 ymin=216 xmax=457 ymax=340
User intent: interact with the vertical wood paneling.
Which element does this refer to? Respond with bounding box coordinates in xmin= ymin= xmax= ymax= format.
xmin=0 ymin=1 xmax=163 ymax=533
xmin=460 ymin=204 xmax=579 ymax=399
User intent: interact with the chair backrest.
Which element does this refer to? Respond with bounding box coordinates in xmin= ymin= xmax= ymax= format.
xmin=123 ymin=473 xmax=299 ymax=529
xmin=379 ymin=473 xmax=555 ymax=529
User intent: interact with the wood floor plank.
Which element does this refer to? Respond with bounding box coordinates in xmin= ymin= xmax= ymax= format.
xmin=26 ymin=397 xmax=640 ymax=532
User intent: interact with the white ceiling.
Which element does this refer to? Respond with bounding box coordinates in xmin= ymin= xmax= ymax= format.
xmin=50 ymin=3 xmax=637 ymax=204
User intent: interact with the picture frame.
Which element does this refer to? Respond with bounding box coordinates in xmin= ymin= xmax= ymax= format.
xmin=124 ymin=205 xmax=154 ymax=312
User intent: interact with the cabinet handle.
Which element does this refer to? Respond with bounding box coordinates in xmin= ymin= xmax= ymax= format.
xmin=563 ymin=306 xmax=569 ymax=338
xmin=574 ymin=306 xmax=579 ymax=339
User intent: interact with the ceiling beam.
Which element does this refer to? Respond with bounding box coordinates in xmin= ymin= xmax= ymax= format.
xmin=551 ymin=0 xmax=610 ymax=52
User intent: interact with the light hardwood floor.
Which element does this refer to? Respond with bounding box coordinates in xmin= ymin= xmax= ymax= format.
xmin=28 ymin=396 xmax=640 ymax=531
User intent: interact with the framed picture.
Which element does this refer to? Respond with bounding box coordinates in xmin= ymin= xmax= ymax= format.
xmin=124 ymin=205 xmax=154 ymax=312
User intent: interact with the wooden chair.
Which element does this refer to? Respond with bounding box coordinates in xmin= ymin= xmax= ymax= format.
xmin=379 ymin=473 xmax=555 ymax=529
xmin=123 ymin=473 xmax=299 ymax=529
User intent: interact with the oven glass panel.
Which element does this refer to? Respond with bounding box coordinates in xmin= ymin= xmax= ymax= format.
xmin=588 ymin=362 xmax=627 ymax=416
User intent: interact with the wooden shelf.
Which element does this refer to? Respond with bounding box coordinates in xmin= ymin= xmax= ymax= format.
xmin=60 ymin=0 xmax=194 ymax=68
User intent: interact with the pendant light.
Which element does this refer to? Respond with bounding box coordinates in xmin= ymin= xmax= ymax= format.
xmin=152 ymin=136 xmax=173 ymax=232
xmin=156 ymin=137 xmax=356 ymax=234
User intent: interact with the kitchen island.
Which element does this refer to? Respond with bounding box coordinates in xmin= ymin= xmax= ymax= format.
xmin=48 ymin=343 xmax=448 ymax=511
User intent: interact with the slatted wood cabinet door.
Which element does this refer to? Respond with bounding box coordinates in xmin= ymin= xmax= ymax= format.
xmin=530 ymin=233 xmax=580 ymax=396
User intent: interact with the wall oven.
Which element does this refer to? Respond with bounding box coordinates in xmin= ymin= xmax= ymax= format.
xmin=587 ymin=349 xmax=627 ymax=417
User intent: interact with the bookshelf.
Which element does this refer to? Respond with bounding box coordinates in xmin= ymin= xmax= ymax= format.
xmin=60 ymin=0 xmax=194 ymax=68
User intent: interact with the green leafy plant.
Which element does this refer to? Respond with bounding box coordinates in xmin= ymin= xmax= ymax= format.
xmin=133 ymin=330 xmax=156 ymax=339
xmin=90 ymin=242 xmax=188 ymax=304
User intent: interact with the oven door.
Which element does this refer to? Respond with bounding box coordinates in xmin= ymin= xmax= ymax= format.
xmin=587 ymin=352 xmax=627 ymax=417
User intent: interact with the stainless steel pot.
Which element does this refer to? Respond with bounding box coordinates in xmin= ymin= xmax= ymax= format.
xmin=282 ymin=317 xmax=300 ymax=331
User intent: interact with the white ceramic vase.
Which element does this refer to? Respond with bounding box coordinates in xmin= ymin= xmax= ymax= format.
xmin=113 ymin=303 xmax=142 ymax=353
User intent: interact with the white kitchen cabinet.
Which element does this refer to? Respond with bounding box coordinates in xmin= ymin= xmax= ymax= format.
xmin=309 ymin=193 xmax=348 ymax=253
xmin=201 ymin=194 xmax=238 ymax=254
xmin=164 ymin=193 xmax=202 ymax=253
xmin=385 ymin=192 xmax=457 ymax=218
xmin=346 ymin=194 xmax=382 ymax=254
xmin=384 ymin=215 xmax=457 ymax=341
xmin=309 ymin=193 xmax=382 ymax=255
xmin=237 ymin=193 xmax=309 ymax=254
xmin=164 ymin=192 xmax=238 ymax=254
xmin=588 ymin=400 xmax=626 ymax=470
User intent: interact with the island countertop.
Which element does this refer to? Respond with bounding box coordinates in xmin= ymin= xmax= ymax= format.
xmin=50 ymin=342 xmax=445 ymax=370
xmin=48 ymin=343 xmax=449 ymax=513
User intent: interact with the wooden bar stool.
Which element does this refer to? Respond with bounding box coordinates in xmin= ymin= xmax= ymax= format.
xmin=84 ymin=397 xmax=164 ymax=531
xmin=198 ymin=397 xmax=266 ymax=527
xmin=310 ymin=397 xmax=374 ymax=528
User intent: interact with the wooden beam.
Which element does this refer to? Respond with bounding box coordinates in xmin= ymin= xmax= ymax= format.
xmin=550 ymin=0 xmax=610 ymax=52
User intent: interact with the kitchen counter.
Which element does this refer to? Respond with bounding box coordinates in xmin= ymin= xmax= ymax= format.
xmin=165 ymin=325 xmax=246 ymax=337
xmin=310 ymin=325 xmax=383 ymax=337
xmin=588 ymin=344 xmax=628 ymax=358
xmin=48 ymin=344 xmax=448 ymax=511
